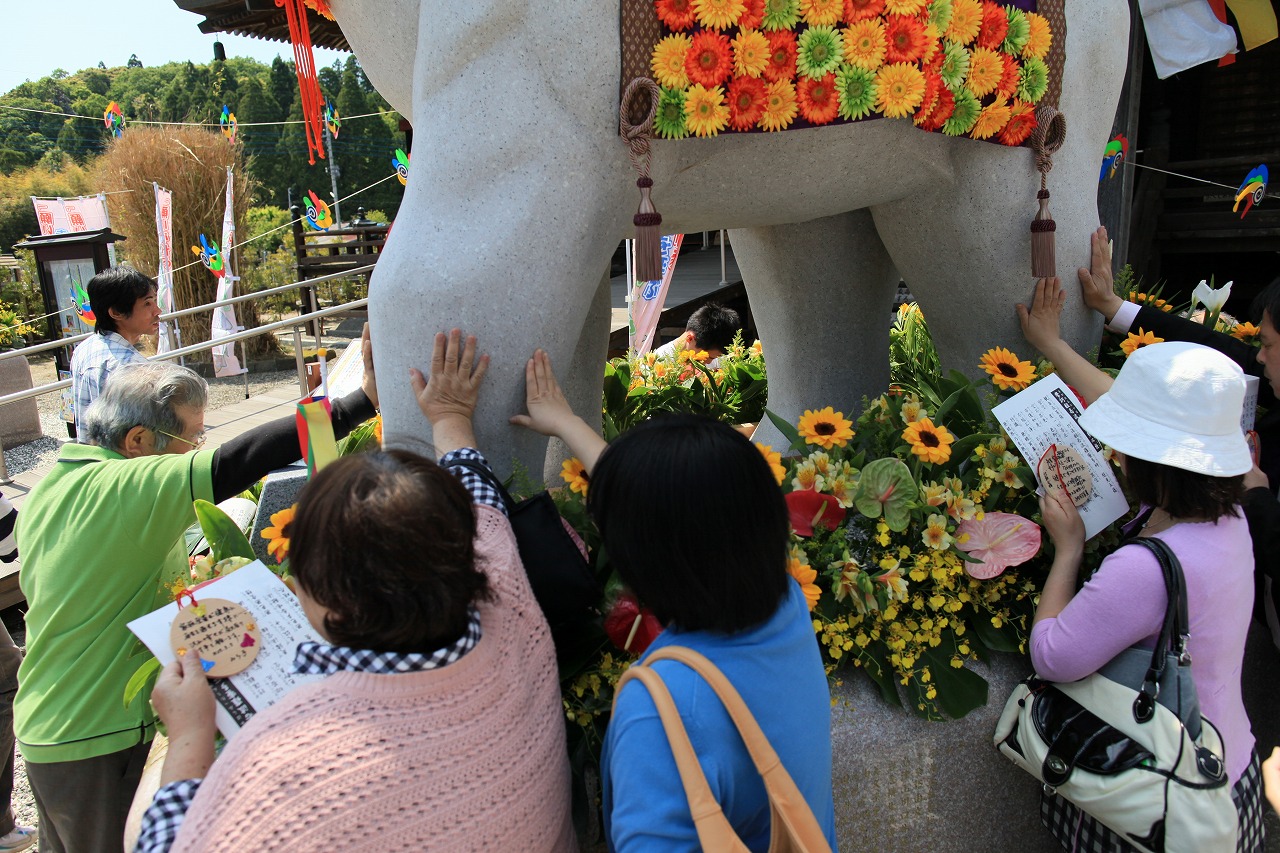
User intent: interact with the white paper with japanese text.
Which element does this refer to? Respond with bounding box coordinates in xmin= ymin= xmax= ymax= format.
xmin=127 ymin=562 xmax=324 ymax=739
xmin=992 ymin=373 xmax=1129 ymax=540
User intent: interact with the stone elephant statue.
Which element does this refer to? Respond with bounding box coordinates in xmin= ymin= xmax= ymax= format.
xmin=330 ymin=0 xmax=1129 ymax=476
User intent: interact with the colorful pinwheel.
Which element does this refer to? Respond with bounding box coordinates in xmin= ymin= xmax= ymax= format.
xmin=303 ymin=190 xmax=333 ymax=231
xmin=191 ymin=234 xmax=226 ymax=278
xmin=1099 ymin=134 xmax=1127 ymax=182
xmin=220 ymin=105 xmax=238 ymax=145
xmin=323 ymin=101 xmax=340 ymax=138
xmin=393 ymin=148 xmax=410 ymax=186
xmin=70 ymin=280 xmax=95 ymax=327
xmin=103 ymin=102 xmax=125 ymax=138
xmin=1234 ymin=165 xmax=1268 ymax=219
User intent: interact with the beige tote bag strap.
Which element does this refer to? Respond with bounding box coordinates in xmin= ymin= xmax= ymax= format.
xmin=644 ymin=646 xmax=833 ymax=853
xmin=614 ymin=666 xmax=750 ymax=852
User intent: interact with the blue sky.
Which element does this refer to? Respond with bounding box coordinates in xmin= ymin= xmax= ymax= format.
xmin=1 ymin=1 xmax=348 ymax=93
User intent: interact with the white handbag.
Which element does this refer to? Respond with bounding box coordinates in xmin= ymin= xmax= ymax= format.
xmin=994 ymin=537 xmax=1238 ymax=853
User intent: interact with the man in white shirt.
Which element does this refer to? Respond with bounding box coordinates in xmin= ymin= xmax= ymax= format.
xmin=651 ymin=302 xmax=742 ymax=366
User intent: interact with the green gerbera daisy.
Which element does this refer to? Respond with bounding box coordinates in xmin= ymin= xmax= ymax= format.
xmin=943 ymin=88 xmax=980 ymax=135
xmin=654 ymin=87 xmax=690 ymax=139
xmin=939 ymin=40 xmax=970 ymax=91
xmin=797 ymin=26 xmax=844 ymax=79
xmin=928 ymin=0 xmax=954 ymax=38
xmin=1016 ymin=56 xmax=1049 ymax=103
xmin=836 ymin=64 xmax=878 ymax=120
xmin=1002 ymin=8 xmax=1030 ymax=55
xmin=761 ymin=0 xmax=800 ymax=30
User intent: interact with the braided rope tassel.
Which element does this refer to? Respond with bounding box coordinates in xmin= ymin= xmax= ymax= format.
xmin=1028 ymin=107 xmax=1067 ymax=278
xmin=620 ymin=78 xmax=663 ymax=282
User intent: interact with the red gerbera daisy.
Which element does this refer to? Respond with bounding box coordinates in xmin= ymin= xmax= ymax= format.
xmin=738 ymin=0 xmax=766 ymax=28
xmin=844 ymin=0 xmax=886 ymax=22
xmin=996 ymin=52 xmax=1020 ymax=99
xmin=976 ymin=0 xmax=1010 ymax=50
xmin=912 ymin=69 xmax=943 ymax=125
xmin=685 ymin=31 xmax=734 ymax=87
xmin=883 ymin=14 xmax=927 ymax=63
xmin=998 ymin=98 xmax=1037 ymax=145
xmin=762 ymin=30 xmax=798 ymax=82
xmin=727 ymin=75 xmax=769 ymax=129
xmin=797 ymin=73 xmax=840 ymax=123
xmin=918 ymin=85 xmax=955 ymax=131
xmin=656 ymin=0 xmax=698 ymax=30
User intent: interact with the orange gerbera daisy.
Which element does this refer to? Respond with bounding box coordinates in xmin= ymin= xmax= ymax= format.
xmin=843 ymin=0 xmax=885 ymax=21
xmin=763 ymin=30 xmax=799 ymax=81
xmin=684 ymin=84 xmax=730 ymax=136
xmin=798 ymin=406 xmax=855 ymax=448
xmin=1022 ymin=11 xmax=1052 ymax=59
xmin=917 ymin=85 xmax=955 ymax=130
xmin=885 ymin=0 xmax=926 ymax=13
xmin=965 ymin=46 xmax=1003 ymax=97
xmin=651 ymin=34 xmax=693 ymax=89
xmin=875 ymin=62 xmax=926 ymax=118
xmin=902 ymin=418 xmax=955 ymax=464
xmin=946 ymin=0 xmax=982 ymax=44
xmin=685 ymin=31 xmax=734 ymax=87
xmin=996 ymin=52 xmax=1020 ymax=99
xmin=739 ymin=0 xmax=767 ymax=27
xmin=975 ymin=0 xmax=1009 ymax=49
xmin=844 ymin=19 xmax=887 ymax=70
xmin=970 ymin=97 xmax=1011 ymax=139
xmin=913 ymin=69 xmax=943 ymax=126
xmin=1232 ymin=321 xmax=1261 ymax=342
xmin=884 ymin=14 xmax=928 ymax=63
xmin=979 ymin=346 xmax=1035 ymax=390
xmin=760 ymin=78 xmax=799 ymax=130
xmin=998 ymin=98 xmax=1036 ymax=145
xmin=262 ymin=504 xmax=296 ymax=563
xmin=1120 ymin=328 xmax=1164 ymax=357
xmin=727 ymin=75 xmax=769 ymax=128
xmin=787 ymin=547 xmax=822 ymax=610
xmin=656 ymin=0 xmax=698 ymax=29
xmin=694 ymin=0 xmax=747 ymax=29
xmin=797 ymin=73 xmax=840 ymax=124
xmin=756 ymin=441 xmax=786 ymax=485
xmin=733 ymin=28 xmax=771 ymax=76
xmin=561 ymin=457 xmax=590 ymax=495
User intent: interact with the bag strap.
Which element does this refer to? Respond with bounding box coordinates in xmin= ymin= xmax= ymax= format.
xmin=446 ymin=456 xmax=517 ymax=512
xmin=1119 ymin=536 xmax=1190 ymax=723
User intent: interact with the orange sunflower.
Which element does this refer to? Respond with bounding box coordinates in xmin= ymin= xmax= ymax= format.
xmin=1120 ymin=328 xmax=1164 ymax=357
xmin=979 ymin=346 xmax=1035 ymax=390
xmin=561 ymin=457 xmax=590 ymax=495
xmin=1232 ymin=321 xmax=1261 ymax=343
xmin=798 ymin=406 xmax=855 ymax=449
xmin=756 ymin=442 xmax=786 ymax=485
xmin=787 ymin=547 xmax=822 ymax=610
xmin=262 ymin=504 xmax=296 ymax=563
xmin=902 ymin=418 xmax=955 ymax=464
xmin=739 ymin=0 xmax=767 ymax=28
xmin=975 ymin=0 xmax=1009 ymax=50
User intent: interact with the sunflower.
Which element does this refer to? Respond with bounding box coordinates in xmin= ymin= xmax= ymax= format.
xmin=875 ymin=62 xmax=926 ymax=119
xmin=1232 ymin=321 xmax=1262 ymax=342
xmin=761 ymin=0 xmax=801 ymax=29
xmin=921 ymin=513 xmax=954 ymax=550
xmin=727 ymin=74 xmax=769 ymax=128
xmin=979 ymin=346 xmax=1035 ymax=390
xmin=1016 ymin=56 xmax=1049 ymax=103
xmin=884 ymin=14 xmax=928 ymax=63
xmin=1022 ymin=11 xmax=1052 ymax=59
xmin=798 ymin=73 xmax=840 ymax=123
xmin=262 ymin=504 xmax=296 ymax=563
xmin=902 ymin=417 xmax=955 ymax=464
xmin=739 ymin=0 xmax=767 ymax=28
xmin=1120 ymin=328 xmax=1164 ymax=357
xmin=651 ymin=34 xmax=693 ymax=89
xmin=763 ymin=30 xmax=799 ymax=81
xmin=656 ymin=0 xmax=698 ymax=29
xmin=844 ymin=19 xmax=887 ymax=70
xmin=787 ymin=547 xmax=822 ymax=610
xmin=760 ymin=78 xmax=799 ymax=129
xmin=844 ymin=0 xmax=886 ymax=21
xmin=975 ymin=0 xmax=1009 ymax=50
xmin=945 ymin=0 xmax=982 ymax=44
xmin=732 ymin=28 xmax=771 ymax=77
xmin=798 ymin=406 xmax=855 ymax=449
xmin=797 ymin=25 xmax=844 ymax=79
xmin=1002 ymin=7 xmax=1030 ymax=54
xmin=836 ymin=64 xmax=878 ymax=119
xmin=684 ymin=84 xmax=730 ymax=136
xmin=800 ymin=0 xmax=843 ymax=25
xmin=756 ymin=442 xmax=786 ymax=485
xmin=927 ymin=0 xmax=954 ymax=35
xmin=998 ymin=98 xmax=1036 ymax=144
xmin=559 ymin=457 xmax=591 ymax=495
xmin=970 ymin=97 xmax=1011 ymax=139
xmin=938 ymin=40 xmax=970 ymax=89
xmin=964 ymin=46 xmax=1002 ymax=96
xmin=654 ymin=87 xmax=691 ymax=138
xmin=695 ymin=0 xmax=747 ymax=29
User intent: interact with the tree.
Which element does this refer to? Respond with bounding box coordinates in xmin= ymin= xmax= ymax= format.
xmin=127 ymin=54 xmax=142 ymax=68
xmin=0 ymin=157 xmax=94 ymax=253
xmin=268 ymin=57 xmax=294 ymax=120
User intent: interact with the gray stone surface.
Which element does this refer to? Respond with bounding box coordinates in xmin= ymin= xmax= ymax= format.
xmin=0 ymin=357 xmax=43 ymax=448
xmin=249 ymin=465 xmax=308 ymax=564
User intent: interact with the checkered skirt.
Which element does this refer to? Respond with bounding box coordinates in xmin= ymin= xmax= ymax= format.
xmin=1040 ymin=750 xmax=1266 ymax=852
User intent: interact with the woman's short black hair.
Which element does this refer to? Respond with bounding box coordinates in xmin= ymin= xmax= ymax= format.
xmin=87 ymin=266 xmax=156 ymax=335
xmin=289 ymin=450 xmax=490 ymax=653
xmin=587 ymin=413 xmax=789 ymax=634
xmin=1123 ymin=455 xmax=1243 ymax=522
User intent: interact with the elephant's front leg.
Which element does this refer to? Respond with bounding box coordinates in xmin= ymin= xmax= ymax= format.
xmin=731 ymin=209 xmax=899 ymax=448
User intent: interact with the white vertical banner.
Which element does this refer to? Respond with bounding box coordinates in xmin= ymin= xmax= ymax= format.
xmin=212 ymin=168 xmax=244 ymax=377
xmin=154 ymin=184 xmax=178 ymax=354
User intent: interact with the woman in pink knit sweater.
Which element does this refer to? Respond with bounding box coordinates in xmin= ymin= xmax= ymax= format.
xmin=135 ymin=330 xmax=576 ymax=852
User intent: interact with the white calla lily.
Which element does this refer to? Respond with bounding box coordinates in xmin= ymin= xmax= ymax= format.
xmin=1191 ymin=279 xmax=1233 ymax=314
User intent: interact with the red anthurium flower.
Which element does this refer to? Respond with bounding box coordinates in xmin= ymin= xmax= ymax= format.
xmin=604 ymin=592 xmax=664 ymax=655
xmin=785 ymin=489 xmax=847 ymax=537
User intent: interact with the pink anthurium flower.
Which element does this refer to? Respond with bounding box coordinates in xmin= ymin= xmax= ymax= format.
xmin=955 ymin=512 xmax=1041 ymax=579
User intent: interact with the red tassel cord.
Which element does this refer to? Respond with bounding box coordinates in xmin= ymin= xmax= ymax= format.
xmin=278 ymin=0 xmax=326 ymax=165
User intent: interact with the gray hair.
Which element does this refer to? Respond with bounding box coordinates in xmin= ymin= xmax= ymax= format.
xmin=82 ymin=362 xmax=208 ymax=453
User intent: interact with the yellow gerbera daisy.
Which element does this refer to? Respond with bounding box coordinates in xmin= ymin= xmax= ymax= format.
xmin=797 ymin=405 xmax=855 ymax=449
xmin=946 ymin=0 xmax=982 ymax=44
xmin=965 ymin=47 xmax=1003 ymax=97
xmin=979 ymin=346 xmax=1035 ymax=391
xmin=885 ymin=0 xmax=926 ymax=14
xmin=755 ymin=441 xmax=786 ymax=485
xmin=262 ymin=504 xmax=296 ymax=563
xmin=733 ymin=29 xmax=771 ymax=77
xmin=1120 ymin=328 xmax=1164 ymax=357
xmin=799 ymin=0 xmax=842 ymax=25
xmin=684 ymin=84 xmax=730 ymax=137
xmin=920 ymin=22 xmax=942 ymax=64
xmin=1232 ymin=321 xmax=1261 ymax=342
xmin=651 ymin=34 xmax=693 ymax=89
xmin=695 ymin=0 xmax=747 ymax=29
xmin=561 ymin=457 xmax=590 ymax=495
xmin=760 ymin=78 xmax=799 ymax=131
xmin=844 ymin=19 xmax=887 ymax=71
xmin=1022 ymin=11 xmax=1052 ymax=59
xmin=971 ymin=97 xmax=1011 ymax=139
xmin=787 ymin=548 xmax=822 ymax=610
xmin=921 ymin=513 xmax=954 ymax=550
xmin=875 ymin=62 xmax=926 ymax=119
xmin=902 ymin=417 xmax=955 ymax=465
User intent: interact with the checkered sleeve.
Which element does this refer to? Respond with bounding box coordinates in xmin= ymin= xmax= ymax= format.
xmin=134 ymin=778 xmax=202 ymax=853
xmin=440 ymin=448 xmax=507 ymax=516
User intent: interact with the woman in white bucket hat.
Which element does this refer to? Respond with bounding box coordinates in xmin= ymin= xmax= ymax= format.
xmin=1019 ymin=277 xmax=1265 ymax=852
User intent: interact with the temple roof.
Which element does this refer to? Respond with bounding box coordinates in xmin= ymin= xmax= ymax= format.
xmin=172 ymin=1 xmax=350 ymax=52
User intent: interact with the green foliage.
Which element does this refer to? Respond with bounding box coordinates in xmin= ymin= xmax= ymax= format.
xmin=193 ymin=499 xmax=255 ymax=562
xmin=889 ymin=303 xmax=940 ymax=390
xmin=0 ymin=155 xmax=95 ymax=253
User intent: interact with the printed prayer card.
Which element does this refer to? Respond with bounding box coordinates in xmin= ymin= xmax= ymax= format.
xmin=992 ymin=373 xmax=1129 ymax=540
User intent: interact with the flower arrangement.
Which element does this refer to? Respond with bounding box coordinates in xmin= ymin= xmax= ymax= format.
xmin=0 ymin=302 xmax=35 ymax=351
